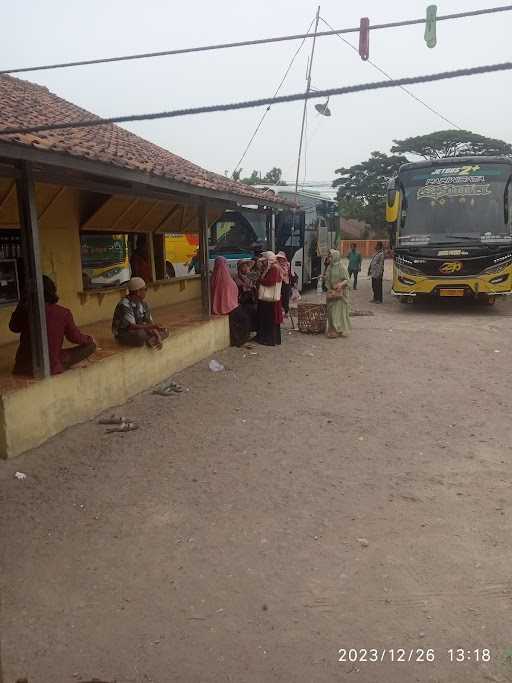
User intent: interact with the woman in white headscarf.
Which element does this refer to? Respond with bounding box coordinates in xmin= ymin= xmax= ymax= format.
xmin=255 ymin=251 xmax=283 ymax=346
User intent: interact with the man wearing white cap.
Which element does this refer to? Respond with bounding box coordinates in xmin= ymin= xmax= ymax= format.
xmin=112 ymin=277 xmax=168 ymax=349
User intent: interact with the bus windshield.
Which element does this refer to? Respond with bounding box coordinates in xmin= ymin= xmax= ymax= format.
xmin=399 ymin=163 xmax=511 ymax=244
xmin=81 ymin=234 xmax=128 ymax=269
xmin=209 ymin=211 xmax=266 ymax=257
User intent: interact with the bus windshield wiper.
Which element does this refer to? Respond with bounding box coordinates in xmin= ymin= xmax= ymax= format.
xmin=443 ymin=234 xmax=482 ymax=241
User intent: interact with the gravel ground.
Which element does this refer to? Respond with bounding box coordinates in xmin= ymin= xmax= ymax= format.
xmin=2 ymin=266 xmax=512 ymax=683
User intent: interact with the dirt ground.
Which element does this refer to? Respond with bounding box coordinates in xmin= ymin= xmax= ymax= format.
xmin=2 ymin=263 xmax=512 ymax=683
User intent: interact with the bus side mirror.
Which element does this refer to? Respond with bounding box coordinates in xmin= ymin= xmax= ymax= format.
xmin=386 ymin=187 xmax=400 ymax=223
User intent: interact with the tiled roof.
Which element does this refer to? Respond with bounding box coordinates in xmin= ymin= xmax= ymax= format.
xmin=0 ymin=75 xmax=292 ymax=207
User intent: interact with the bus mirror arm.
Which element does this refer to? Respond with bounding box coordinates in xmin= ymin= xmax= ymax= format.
xmin=504 ymin=179 xmax=511 ymax=225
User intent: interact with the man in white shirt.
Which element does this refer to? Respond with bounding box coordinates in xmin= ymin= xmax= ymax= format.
xmin=368 ymin=241 xmax=385 ymax=303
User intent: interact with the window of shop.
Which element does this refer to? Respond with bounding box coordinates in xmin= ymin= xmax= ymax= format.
xmin=80 ymin=233 xmax=131 ymax=290
xmin=0 ymin=230 xmax=22 ymax=306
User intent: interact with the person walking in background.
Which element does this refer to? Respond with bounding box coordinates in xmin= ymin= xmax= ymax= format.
xmin=210 ymin=256 xmax=251 ymax=347
xmin=324 ymin=249 xmax=351 ymax=338
xmin=346 ymin=243 xmax=362 ymax=290
xmin=368 ymin=241 xmax=385 ymax=303
xmin=10 ymin=275 xmax=96 ymax=375
xmin=255 ymin=251 xmax=283 ymax=346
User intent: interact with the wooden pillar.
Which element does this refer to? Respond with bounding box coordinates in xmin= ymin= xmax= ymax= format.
xmin=198 ymin=203 xmax=210 ymax=318
xmin=16 ymin=162 xmax=50 ymax=378
xmin=152 ymin=234 xmax=167 ymax=280
xmin=266 ymin=209 xmax=275 ymax=252
xmin=147 ymin=232 xmax=157 ymax=282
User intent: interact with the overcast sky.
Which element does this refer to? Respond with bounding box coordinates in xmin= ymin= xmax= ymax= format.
xmin=3 ymin=1 xmax=511 ymax=183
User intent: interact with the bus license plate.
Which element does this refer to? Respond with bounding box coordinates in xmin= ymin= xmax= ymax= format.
xmin=440 ymin=288 xmax=464 ymax=297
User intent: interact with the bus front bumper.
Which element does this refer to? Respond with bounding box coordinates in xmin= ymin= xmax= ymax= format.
xmin=392 ymin=274 xmax=512 ymax=298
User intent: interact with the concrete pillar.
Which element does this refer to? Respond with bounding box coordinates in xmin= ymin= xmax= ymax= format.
xmin=16 ymin=162 xmax=50 ymax=378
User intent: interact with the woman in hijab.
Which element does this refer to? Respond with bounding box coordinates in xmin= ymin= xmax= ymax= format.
xmin=324 ymin=249 xmax=351 ymax=338
xmin=276 ymin=251 xmax=292 ymax=316
xmin=233 ymin=259 xmax=257 ymax=331
xmin=255 ymin=251 xmax=283 ymax=346
xmin=210 ymin=256 xmax=251 ymax=347
xmin=233 ymin=260 xmax=256 ymax=305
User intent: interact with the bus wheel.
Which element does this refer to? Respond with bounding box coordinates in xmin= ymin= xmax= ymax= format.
xmin=165 ymin=261 xmax=176 ymax=279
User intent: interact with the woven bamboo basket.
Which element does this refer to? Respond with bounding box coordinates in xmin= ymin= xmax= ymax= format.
xmin=297 ymin=302 xmax=326 ymax=334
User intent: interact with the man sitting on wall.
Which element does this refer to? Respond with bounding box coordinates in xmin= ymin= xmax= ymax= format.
xmin=112 ymin=277 xmax=169 ymax=350
xmin=9 ymin=275 xmax=96 ymax=376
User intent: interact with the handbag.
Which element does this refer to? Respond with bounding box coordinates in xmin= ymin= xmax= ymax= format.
xmin=326 ymin=289 xmax=344 ymax=300
xmin=258 ymin=281 xmax=282 ymax=302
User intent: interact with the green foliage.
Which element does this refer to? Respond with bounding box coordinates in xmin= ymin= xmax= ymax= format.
xmin=391 ymin=129 xmax=512 ymax=159
xmin=263 ymin=167 xmax=285 ymax=185
xmin=232 ymin=167 xmax=285 ymax=186
xmin=333 ymin=152 xmax=407 ymax=232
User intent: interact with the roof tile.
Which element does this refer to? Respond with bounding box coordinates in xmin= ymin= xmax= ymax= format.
xmin=0 ymin=75 xmax=292 ymax=207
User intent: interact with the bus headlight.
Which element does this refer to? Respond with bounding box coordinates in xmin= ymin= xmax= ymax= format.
xmin=398 ymin=275 xmax=416 ymax=286
xmin=104 ymin=267 xmax=122 ymax=278
xmin=397 ymin=264 xmax=421 ymax=276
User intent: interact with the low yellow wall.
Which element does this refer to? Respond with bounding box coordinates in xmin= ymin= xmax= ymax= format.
xmin=75 ymin=278 xmax=201 ymax=328
xmin=0 ymin=315 xmax=229 ymax=458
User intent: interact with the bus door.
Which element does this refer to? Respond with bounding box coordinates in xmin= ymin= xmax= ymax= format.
xmin=275 ymin=210 xmax=305 ymax=290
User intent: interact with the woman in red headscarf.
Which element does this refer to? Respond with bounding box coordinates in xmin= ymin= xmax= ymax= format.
xmin=210 ymin=256 xmax=251 ymax=347
xmin=276 ymin=251 xmax=293 ymax=316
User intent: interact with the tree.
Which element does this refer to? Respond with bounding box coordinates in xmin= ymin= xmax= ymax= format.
xmin=243 ymin=170 xmax=261 ymax=185
xmin=391 ymin=129 xmax=512 ymax=160
xmin=232 ymin=167 xmax=286 ymax=186
xmin=262 ymin=167 xmax=285 ymax=185
xmin=333 ymin=151 xmax=407 ymax=233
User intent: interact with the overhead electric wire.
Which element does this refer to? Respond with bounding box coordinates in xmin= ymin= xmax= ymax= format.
xmin=232 ymin=15 xmax=315 ymax=176
xmin=2 ymin=5 xmax=512 ymax=75
xmin=320 ymin=16 xmax=462 ymax=130
xmin=1 ymin=62 xmax=512 ymax=137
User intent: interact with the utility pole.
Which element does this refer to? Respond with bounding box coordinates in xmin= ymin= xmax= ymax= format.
xmin=294 ymin=5 xmax=320 ymax=199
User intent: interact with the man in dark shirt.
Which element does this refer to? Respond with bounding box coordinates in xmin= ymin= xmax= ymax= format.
xmin=9 ymin=276 xmax=96 ymax=376
xmin=346 ymin=243 xmax=362 ymax=290
xmin=112 ymin=277 xmax=168 ymax=349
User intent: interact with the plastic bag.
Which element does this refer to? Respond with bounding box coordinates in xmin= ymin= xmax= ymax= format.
xmin=290 ymin=287 xmax=301 ymax=304
xmin=209 ymin=359 xmax=225 ymax=372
